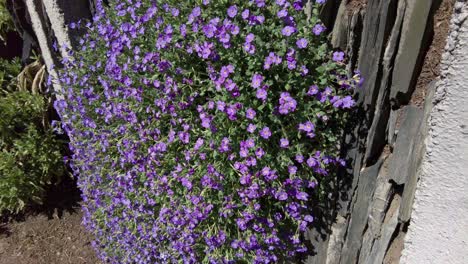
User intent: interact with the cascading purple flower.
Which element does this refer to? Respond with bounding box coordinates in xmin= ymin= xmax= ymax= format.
xmin=56 ymin=1 xmax=360 ymax=263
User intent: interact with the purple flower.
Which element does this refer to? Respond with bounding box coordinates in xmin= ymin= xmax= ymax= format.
xmin=307 ymin=157 xmax=318 ymax=167
xmin=218 ymin=137 xmax=231 ymax=153
xmin=258 ymin=15 xmax=266 ymax=23
xmin=191 ymin=6 xmax=201 ymax=17
xmin=282 ymin=26 xmax=297 ymax=36
xmin=296 ymin=38 xmax=308 ymax=49
xmin=227 ymin=5 xmax=238 ymax=18
xmin=277 ymin=9 xmax=288 ymax=18
xmin=259 ymin=127 xmax=272 ymax=139
xmin=251 ymin=74 xmax=263 ymax=88
xmin=217 ymin=101 xmax=226 ymax=111
xmin=256 ymin=88 xmax=268 ymax=101
xmin=255 ymin=148 xmax=265 ymax=158
xmin=239 ymin=148 xmax=249 ymax=158
xmin=299 ymin=121 xmax=315 ymax=133
xmin=300 ymin=65 xmax=309 ymax=76
xmin=240 ymin=174 xmax=251 ymax=185
xmin=243 ymin=42 xmax=256 ymax=54
xmin=202 ymin=24 xmax=216 ymax=38
xmin=220 ymin=65 xmax=234 ymax=78
xmin=296 ymin=155 xmax=304 ymax=163
xmin=307 ymin=85 xmax=319 ymax=96
xmin=194 ymin=138 xmax=204 ymax=150
xmin=246 ymin=108 xmax=256 ymax=119
xmin=236 ymin=218 xmax=247 ymax=230
xmin=313 ymin=24 xmax=325 ymax=35
xmin=288 ymin=165 xmax=297 ymax=175
xmin=178 ymin=131 xmax=190 ymax=144
xmin=276 ymin=191 xmax=288 ymax=201
xmin=280 ymin=138 xmax=289 ymax=148
xmin=171 ymin=8 xmax=180 ymax=17
xmin=245 ymin=33 xmax=255 ymax=43
xmin=255 ymin=0 xmax=266 ymax=7
xmin=245 ymin=138 xmax=255 ymax=149
xmin=316 ymin=0 xmax=326 ymax=4
xmin=293 ymin=0 xmax=304 ymax=10
xmin=264 ymin=52 xmax=282 ymax=69
xmin=276 ymin=0 xmax=287 ymax=6
xmin=278 ymin=92 xmax=297 ymax=114
xmin=226 ymin=105 xmax=238 ymax=120
xmin=304 ymin=215 xmax=314 ymax=222
xmin=333 ymin=51 xmax=345 ymax=62
xmin=241 ymin=9 xmax=250 ymax=20
xmin=296 ymin=192 xmax=309 ymax=201
xmin=247 ymin=123 xmax=257 ymax=133
xmin=341 ymin=96 xmax=355 ymax=108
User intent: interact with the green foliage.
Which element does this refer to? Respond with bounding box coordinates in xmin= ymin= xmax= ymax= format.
xmin=0 ymin=57 xmax=21 ymax=93
xmin=0 ymin=61 xmax=66 ymax=214
xmin=0 ymin=0 xmax=14 ymax=43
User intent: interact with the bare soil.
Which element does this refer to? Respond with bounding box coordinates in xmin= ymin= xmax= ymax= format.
xmin=0 ymin=178 xmax=99 ymax=264
xmin=0 ymin=209 xmax=99 ymax=264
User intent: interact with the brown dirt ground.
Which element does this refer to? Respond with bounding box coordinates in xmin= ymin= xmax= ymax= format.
xmin=0 ymin=208 xmax=100 ymax=264
xmin=0 ymin=177 xmax=99 ymax=264
xmin=410 ymin=0 xmax=456 ymax=107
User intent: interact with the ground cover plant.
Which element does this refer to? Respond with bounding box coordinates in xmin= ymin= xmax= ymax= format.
xmin=55 ymin=0 xmax=362 ymax=263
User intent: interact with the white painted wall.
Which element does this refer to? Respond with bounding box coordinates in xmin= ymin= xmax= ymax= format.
xmin=401 ymin=2 xmax=468 ymax=263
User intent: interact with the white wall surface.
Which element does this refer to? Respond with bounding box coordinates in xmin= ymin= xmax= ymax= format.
xmin=401 ymin=2 xmax=468 ymax=263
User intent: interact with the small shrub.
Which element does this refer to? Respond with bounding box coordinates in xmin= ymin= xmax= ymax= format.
xmin=0 ymin=60 xmax=65 ymax=214
xmin=56 ymin=0 xmax=361 ymax=263
xmin=0 ymin=57 xmax=21 ymax=92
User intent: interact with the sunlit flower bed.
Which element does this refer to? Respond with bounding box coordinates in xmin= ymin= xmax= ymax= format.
xmin=54 ymin=0 xmax=361 ymax=263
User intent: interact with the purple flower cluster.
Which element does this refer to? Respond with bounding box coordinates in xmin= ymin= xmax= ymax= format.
xmin=54 ymin=0 xmax=360 ymax=263
xmin=278 ymin=92 xmax=297 ymax=114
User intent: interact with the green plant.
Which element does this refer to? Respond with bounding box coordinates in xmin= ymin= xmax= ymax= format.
xmin=0 ymin=60 xmax=66 ymax=214
xmin=0 ymin=57 xmax=21 ymax=94
xmin=0 ymin=0 xmax=14 ymax=43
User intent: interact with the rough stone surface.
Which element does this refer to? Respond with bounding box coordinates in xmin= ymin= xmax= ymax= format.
xmin=388 ymin=106 xmax=423 ymax=185
xmin=398 ymin=82 xmax=436 ymax=223
xmin=357 ymin=0 xmax=398 ymax=108
xmin=306 ymin=0 xmax=457 ymax=263
xmin=389 ymin=0 xmax=434 ymax=105
xmin=339 ymin=159 xmax=384 ymax=264
xmin=363 ymin=0 xmax=406 ymax=164
xmin=401 ymin=2 xmax=468 ymax=263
